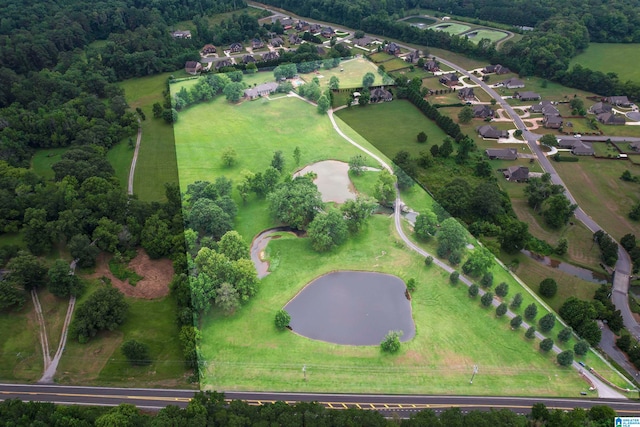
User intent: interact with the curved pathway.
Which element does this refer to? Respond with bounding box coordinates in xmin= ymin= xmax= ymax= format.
xmin=128 ymin=119 xmax=142 ymax=195
xmin=434 ymin=56 xmax=638 ymax=342
xmin=327 ymin=109 xmax=628 ymax=398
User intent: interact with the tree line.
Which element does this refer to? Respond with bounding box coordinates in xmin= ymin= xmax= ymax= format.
xmin=0 ymin=393 xmax=620 ymax=426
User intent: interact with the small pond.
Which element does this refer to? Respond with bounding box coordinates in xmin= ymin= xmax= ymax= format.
xmin=522 ymin=250 xmax=609 ymax=284
xmin=284 ymin=271 xmax=415 ymax=346
xmin=294 ymin=160 xmax=356 ymax=203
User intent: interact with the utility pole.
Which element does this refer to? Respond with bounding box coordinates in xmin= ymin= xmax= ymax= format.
xmin=302 ymin=364 xmax=307 ymax=382
xmin=470 ymin=365 xmax=478 ymax=384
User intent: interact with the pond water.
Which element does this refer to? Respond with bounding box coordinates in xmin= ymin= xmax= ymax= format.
xmin=294 ymin=160 xmax=356 ymax=203
xmin=284 ymin=271 xmax=415 ymax=346
xmin=522 ymin=250 xmax=609 ymax=284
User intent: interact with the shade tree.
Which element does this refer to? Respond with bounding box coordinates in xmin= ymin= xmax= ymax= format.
xmin=308 ymin=208 xmax=349 ymax=252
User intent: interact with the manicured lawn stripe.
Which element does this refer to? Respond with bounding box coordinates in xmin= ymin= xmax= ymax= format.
xmin=571 ymin=43 xmax=640 ymax=83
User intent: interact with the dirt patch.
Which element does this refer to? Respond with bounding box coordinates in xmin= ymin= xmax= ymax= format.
xmin=85 ymin=249 xmax=173 ymax=299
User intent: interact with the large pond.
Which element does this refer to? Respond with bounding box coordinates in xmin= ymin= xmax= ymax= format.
xmin=284 ymin=271 xmax=416 ymax=345
xmin=294 ymin=160 xmax=356 ymax=203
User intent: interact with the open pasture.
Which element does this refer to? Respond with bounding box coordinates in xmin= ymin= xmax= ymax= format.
xmin=570 ymin=43 xmax=640 ymax=83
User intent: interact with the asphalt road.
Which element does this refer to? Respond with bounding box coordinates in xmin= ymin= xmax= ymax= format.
xmin=1 ymin=384 xmax=639 ymax=416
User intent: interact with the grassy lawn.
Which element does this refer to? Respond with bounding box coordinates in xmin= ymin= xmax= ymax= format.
xmin=336 ymin=100 xmax=448 ymax=159
xmin=463 ymin=29 xmax=508 ymax=44
xmin=36 ymin=290 xmax=70 ymax=361
xmin=391 ymin=67 xmax=432 ymax=80
xmin=380 ymin=58 xmax=412 ymax=72
xmin=0 ymin=300 xmax=41 ymax=382
xmin=199 ymin=215 xmax=600 ymax=395
xmin=553 ymin=157 xmax=640 ymax=240
xmin=119 ymin=72 xmax=179 ymax=201
xmin=499 ymin=76 xmax=598 ymax=104
xmin=172 ymin=94 xmax=375 ymax=240
xmin=106 ymin=140 xmax=135 ymax=190
xmin=31 ymin=148 xmax=68 ymax=181
xmin=299 ymin=57 xmax=383 ymax=89
xmin=570 ymin=43 xmax=640 ymax=83
xmin=429 ymin=23 xmax=471 ymax=35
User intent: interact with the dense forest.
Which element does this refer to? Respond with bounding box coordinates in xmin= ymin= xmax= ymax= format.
xmin=0 ymin=394 xmax=620 ymax=426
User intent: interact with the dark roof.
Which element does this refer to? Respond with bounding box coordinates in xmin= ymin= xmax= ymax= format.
xmin=370 ymin=87 xmax=392 ymax=102
xmin=572 ymin=141 xmax=594 ymax=155
xmin=515 ymin=91 xmax=541 ymax=100
xmin=215 ymin=59 xmax=233 ymax=69
xmin=458 ymin=87 xmax=474 ymax=99
xmin=597 ymin=112 xmax=626 ymax=125
xmin=353 ymin=36 xmax=374 ymax=46
xmin=262 ymin=51 xmax=279 ymax=61
xmin=504 ymin=166 xmax=529 ymax=181
xmin=473 ymin=105 xmax=493 ymax=117
xmin=590 ymin=102 xmax=612 ymax=115
xmin=243 ymin=55 xmax=256 ymax=64
xmin=385 ymin=42 xmax=400 ymax=54
xmin=501 ymin=78 xmax=524 ymax=88
xmin=606 ymin=96 xmax=630 ymax=106
xmin=270 ymin=37 xmax=284 ymax=46
xmin=483 ymin=64 xmax=510 ymax=74
xmin=485 ymin=148 xmax=517 ymax=160
xmin=477 ymin=125 xmax=507 ymax=139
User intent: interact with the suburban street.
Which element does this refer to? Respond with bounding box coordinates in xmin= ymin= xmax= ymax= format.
xmin=1 ymin=383 xmax=639 ymax=416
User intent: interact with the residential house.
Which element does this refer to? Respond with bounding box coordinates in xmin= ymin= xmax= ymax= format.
xmin=295 ymin=21 xmax=310 ymax=31
xmin=473 ymin=105 xmax=494 ymax=119
xmin=458 ymin=87 xmax=475 ymax=101
xmin=404 ymin=50 xmax=421 ymax=63
xmin=262 ymin=51 xmax=279 ymax=61
xmin=515 ymin=91 xmax=541 ymax=101
xmin=184 ymin=61 xmax=202 ymax=75
xmin=171 ymin=30 xmax=191 ymax=39
xmin=597 ymin=112 xmax=626 ymax=125
xmin=503 ymin=166 xmax=529 ymax=182
xmin=424 ymin=59 xmax=440 ymax=72
xmin=483 ymin=64 xmax=510 ymax=74
xmin=215 ymin=59 xmax=233 ymax=69
xmin=201 ymin=44 xmax=217 ymax=55
xmin=485 ymin=148 xmax=517 ymax=160
xmin=499 ymin=78 xmax=525 ymax=89
xmin=439 ymin=73 xmax=459 ymax=86
xmin=243 ymin=55 xmax=256 ymax=64
xmin=270 ymin=37 xmax=284 ymax=47
xmin=279 ymin=18 xmax=295 ymax=29
xmin=385 ymin=42 xmax=401 ymax=55
xmin=605 ymin=96 xmax=631 ymax=107
xmin=229 ymin=42 xmax=243 ymax=53
xmin=244 ymin=82 xmax=279 ymax=100
xmin=370 ymin=87 xmax=393 ymax=102
xmin=559 ymin=139 xmax=594 ymax=155
xmin=543 ymin=115 xmax=563 ymax=129
xmin=530 ymin=101 xmax=559 ymax=116
xmin=352 ymin=36 xmax=374 ymax=47
xmin=288 ymin=33 xmax=302 ymax=45
xmin=251 ymin=38 xmax=264 ymax=49
xmin=477 ymin=125 xmax=508 ymax=139
xmin=590 ymin=102 xmax=613 ymax=115
xmin=309 ymin=23 xmax=322 ymax=33
xmin=320 ymin=27 xmax=334 ymax=38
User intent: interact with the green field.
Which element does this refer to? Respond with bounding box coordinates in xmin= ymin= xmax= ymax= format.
xmin=173 ymin=87 xmax=629 ymax=395
xmin=0 ymin=300 xmax=41 ymax=382
xmin=300 ymin=57 xmax=383 ymax=89
xmin=553 ymin=157 xmax=640 ymax=240
xmin=571 ymin=43 xmax=640 ymax=83
xmin=119 ymin=72 xmax=180 ymax=201
xmin=336 ymin=100 xmax=449 ymax=159
xmin=404 ymin=16 xmax=437 ymax=26
xmin=463 ymin=29 xmax=508 ymax=44
xmin=429 ymin=23 xmax=471 ymax=35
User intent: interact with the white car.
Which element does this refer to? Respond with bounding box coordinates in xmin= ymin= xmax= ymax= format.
xmin=574 ymin=134 xmax=582 ymax=138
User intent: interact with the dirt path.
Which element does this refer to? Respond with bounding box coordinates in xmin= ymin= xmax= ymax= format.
xmin=39 ymin=296 xmax=75 ymax=383
xmin=128 ymin=119 xmax=142 ymax=195
xmin=31 ymin=290 xmax=51 ymax=371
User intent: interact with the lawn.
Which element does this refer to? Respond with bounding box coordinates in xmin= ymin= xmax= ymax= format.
xmin=335 ymin=100 xmax=449 ymax=159
xmin=498 ymin=75 xmax=599 ymax=104
xmin=31 ymin=148 xmax=68 ymax=181
xmin=0 ymin=300 xmax=41 ymax=382
xmin=463 ymin=29 xmax=509 ymax=44
xmin=570 ymin=43 xmax=640 ymax=83
xmin=552 ymin=157 xmax=640 ymax=240
xmin=199 ymin=215 xmax=600 ymax=396
xmin=119 ymin=72 xmax=180 ymax=201
xmin=171 ymin=92 xmax=376 ymax=240
xmin=429 ymin=23 xmax=471 ymax=35
xmin=299 ymin=57 xmax=383 ymax=89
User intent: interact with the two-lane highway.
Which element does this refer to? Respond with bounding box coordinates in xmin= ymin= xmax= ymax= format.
xmin=1 ymin=384 xmax=640 ymax=416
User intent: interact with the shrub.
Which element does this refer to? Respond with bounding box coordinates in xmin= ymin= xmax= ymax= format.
xmin=495 ymin=282 xmax=509 ymax=297
xmin=481 ymin=292 xmax=494 ymax=307
xmin=557 ymin=350 xmax=574 ymax=366
xmin=380 ymin=330 xmax=402 ymax=353
xmin=525 ymin=326 xmax=536 ymax=339
xmin=406 ymin=278 xmax=417 ymax=292
xmin=574 ymin=340 xmax=589 ymax=356
xmin=496 ymin=303 xmax=507 ymax=317
xmin=468 ymin=284 xmax=479 ymax=298
xmin=449 ymin=271 xmax=459 ymax=285
xmin=424 ymin=256 xmax=434 ymax=266
xmin=539 ymin=278 xmax=558 ymax=298
xmin=540 ymin=338 xmax=554 ymax=352
xmin=121 ymin=340 xmax=151 ymax=366
xmin=510 ymin=315 xmax=523 ymax=329
xmin=275 ymin=309 xmax=291 ymax=331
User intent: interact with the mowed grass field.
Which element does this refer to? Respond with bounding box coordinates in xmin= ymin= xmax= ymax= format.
xmin=119 ymin=72 xmax=180 ymax=201
xmin=300 ymin=57 xmax=383 ymax=89
xmin=429 ymin=23 xmax=470 ymax=35
xmin=553 ymin=157 xmax=640 ymax=240
xmin=571 ymin=43 xmax=640 ymax=83
xmin=174 ymin=89 xmax=630 ymax=394
xmin=0 ymin=299 xmax=42 ymax=382
xmin=463 ymin=29 xmax=508 ymax=44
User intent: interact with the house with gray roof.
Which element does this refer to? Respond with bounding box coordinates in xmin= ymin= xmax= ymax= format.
xmin=597 ymin=112 xmax=626 ymax=125
xmin=404 ymin=50 xmax=421 ymax=63
xmin=270 ymin=37 xmax=284 ymax=47
xmin=559 ymin=139 xmax=594 ymax=155
xmin=515 ymin=91 xmax=541 ymax=101
xmin=485 ymin=148 xmax=517 ymax=160
xmin=439 ymin=73 xmax=459 ymax=86
xmin=385 ymin=42 xmax=401 ymax=55
xmin=503 ymin=166 xmax=529 ymax=182
xmin=251 ymin=38 xmax=264 ymax=49
xmin=370 ymin=87 xmax=393 ymax=102
xmin=352 ymin=36 xmax=374 ymax=47
xmin=424 ymin=60 xmax=440 ymax=72
xmin=473 ymin=105 xmax=494 ymax=118
xmin=201 ymin=44 xmax=217 ymax=55
xmin=229 ymin=42 xmax=243 ymax=53
xmin=458 ymin=87 xmax=475 ymax=101
xmin=288 ymin=33 xmax=302 ymax=45
xmin=483 ymin=64 xmax=510 ymax=74
xmin=530 ymin=101 xmax=559 ymax=116
xmin=244 ymin=82 xmax=279 ymax=100
xmin=243 ymin=55 xmax=256 ymax=64
xmin=215 ymin=59 xmax=233 ymax=69
xmin=499 ymin=78 xmax=525 ymax=89
xmin=543 ymin=115 xmax=563 ymax=129
xmin=590 ymin=102 xmax=613 ymax=115
xmin=477 ymin=125 xmax=508 ymax=139
xmin=605 ymin=96 xmax=631 ymax=107
xmin=262 ymin=51 xmax=279 ymax=61
xmin=184 ymin=61 xmax=202 ymax=75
